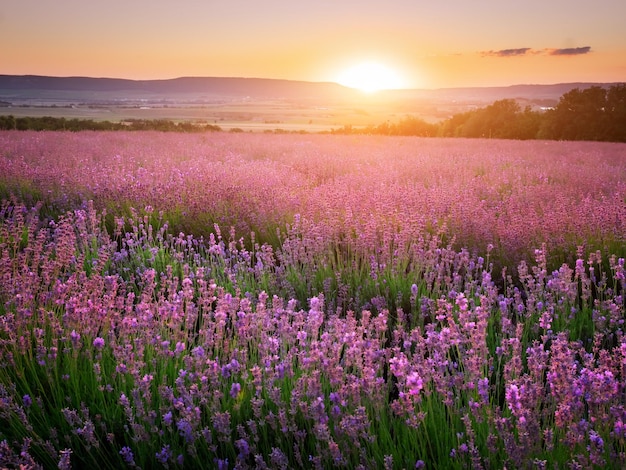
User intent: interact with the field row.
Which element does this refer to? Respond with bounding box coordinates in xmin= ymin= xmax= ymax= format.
xmin=1 ymin=131 xmax=624 ymax=270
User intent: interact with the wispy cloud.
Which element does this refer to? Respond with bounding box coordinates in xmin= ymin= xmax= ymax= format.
xmin=480 ymin=46 xmax=592 ymax=57
xmin=482 ymin=48 xmax=532 ymax=57
xmin=549 ymin=46 xmax=592 ymax=56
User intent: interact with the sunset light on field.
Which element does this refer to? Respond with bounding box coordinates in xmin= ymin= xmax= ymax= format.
xmin=1 ymin=1 xmax=624 ymax=87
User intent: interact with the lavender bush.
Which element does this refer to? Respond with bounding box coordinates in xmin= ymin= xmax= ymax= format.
xmin=0 ymin=131 xmax=625 ymax=468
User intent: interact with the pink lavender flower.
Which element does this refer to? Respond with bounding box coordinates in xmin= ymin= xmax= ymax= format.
xmin=505 ymin=384 xmax=525 ymax=423
xmin=406 ymin=372 xmax=424 ymax=396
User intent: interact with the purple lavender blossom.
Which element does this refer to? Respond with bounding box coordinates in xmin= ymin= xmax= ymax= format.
xmin=236 ymin=438 xmax=250 ymax=459
xmin=192 ymin=345 xmax=205 ymax=357
xmin=269 ymin=447 xmax=289 ymax=469
xmin=58 ymin=449 xmax=72 ymax=470
xmin=230 ymin=382 xmax=242 ymax=399
xmin=155 ymin=445 xmax=172 ymax=465
xmin=177 ymin=419 xmax=194 ymax=443
xmin=22 ymin=395 xmax=32 ymax=408
xmin=215 ymin=458 xmax=229 ymax=470
xmin=406 ymin=372 xmax=424 ymax=395
xmin=70 ymin=330 xmax=80 ymax=346
xmin=119 ymin=446 xmax=135 ymax=466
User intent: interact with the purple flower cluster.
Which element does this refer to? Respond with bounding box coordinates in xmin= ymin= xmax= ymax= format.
xmin=0 ymin=132 xmax=625 ymax=468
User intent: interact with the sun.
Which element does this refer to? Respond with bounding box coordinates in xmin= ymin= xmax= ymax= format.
xmin=336 ymin=62 xmax=405 ymax=93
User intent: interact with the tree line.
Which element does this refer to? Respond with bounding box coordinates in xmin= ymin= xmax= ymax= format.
xmin=1 ymin=84 xmax=624 ymax=142
xmin=333 ymin=84 xmax=626 ymax=142
xmin=0 ymin=116 xmax=222 ymax=133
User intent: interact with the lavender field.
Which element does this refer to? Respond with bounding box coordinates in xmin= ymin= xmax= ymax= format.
xmin=1 ymin=130 xmax=625 ymax=469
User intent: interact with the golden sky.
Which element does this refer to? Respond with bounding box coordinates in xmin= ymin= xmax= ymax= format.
xmin=1 ymin=0 xmax=625 ymax=89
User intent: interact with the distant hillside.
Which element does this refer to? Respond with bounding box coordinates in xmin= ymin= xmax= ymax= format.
xmin=0 ymin=74 xmax=618 ymax=104
xmin=0 ymin=75 xmax=356 ymax=101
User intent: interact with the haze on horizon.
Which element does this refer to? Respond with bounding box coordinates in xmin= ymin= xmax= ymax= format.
xmin=1 ymin=0 xmax=625 ymax=90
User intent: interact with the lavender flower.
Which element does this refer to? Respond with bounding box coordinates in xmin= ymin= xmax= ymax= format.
xmin=177 ymin=419 xmax=194 ymax=443
xmin=22 ymin=395 xmax=32 ymax=408
xmin=58 ymin=449 xmax=72 ymax=470
xmin=406 ymin=372 xmax=424 ymax=396
xmin=156 ymin=445 xmax=172 ymax=465
xmin=119 ymin=446 xmax=135 ymax=466
xmin=215 ymin=458 xmax=229 ymax=470
xmin=230 ymin=382 xmax=242 ymax=399
xmin=235 ymin=438 xmax=250 ymax=459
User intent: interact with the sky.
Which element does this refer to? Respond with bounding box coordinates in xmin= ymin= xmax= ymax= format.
xmin=1 ymin=0 xmax=625 ymax=89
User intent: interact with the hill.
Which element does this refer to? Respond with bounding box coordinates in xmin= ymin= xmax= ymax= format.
xmin=0 ymin=74 xmax=616 ymax=103
xmin=0 ymin=75 xmax=356 ymax=101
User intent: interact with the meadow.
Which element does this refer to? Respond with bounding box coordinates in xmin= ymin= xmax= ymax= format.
xmin=0 ymin=130 xmax=625 ymax=468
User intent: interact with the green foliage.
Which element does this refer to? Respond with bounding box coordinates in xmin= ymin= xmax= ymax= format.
xmin=453 ymin=100 xmax=542 ymax=140
xmin=332 ymin=115 xmax=438 ymax=137
xmin=539 ymin=84 xmax=626 ymax=141
xmin=0 ymin=115 xmax=222 ymax=133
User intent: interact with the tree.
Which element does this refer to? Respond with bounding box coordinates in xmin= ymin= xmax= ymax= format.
xmin=605 ymin=84 xmax=626 ymax=142
xmin=539 ymin=86 xmax=610 ymax=141
xmin=0 ymin=115 xmax=17 ymax=130
xmin=441 ymin=99 xmax=541 ymax=140
xmin=438 ymin=111 xmax=473 ymax=137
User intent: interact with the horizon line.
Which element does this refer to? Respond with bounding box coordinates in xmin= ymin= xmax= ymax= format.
xmin=1 ymin=72 xmax=623 ymax=92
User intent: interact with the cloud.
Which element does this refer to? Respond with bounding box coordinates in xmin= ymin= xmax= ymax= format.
xmin=482 ymin=48 xmax=531 ymax=57
xmin=480 ymin=46 xmax=592 ymax=58
xmin=549 ymin=46 xmax=592 ymax=56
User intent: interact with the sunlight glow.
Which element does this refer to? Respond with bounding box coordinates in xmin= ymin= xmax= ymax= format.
xmin=336 ymin=62 xmax=406 ymax=93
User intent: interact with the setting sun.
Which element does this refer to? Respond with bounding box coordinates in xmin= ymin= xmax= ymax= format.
xmin=336 ymin=62 xmax=406 ymax=93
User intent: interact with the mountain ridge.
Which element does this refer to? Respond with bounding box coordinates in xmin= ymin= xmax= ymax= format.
xmin=0 ymin=74 xmax=618 ymax=101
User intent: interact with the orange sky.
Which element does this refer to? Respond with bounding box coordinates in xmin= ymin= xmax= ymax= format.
xmin=1 ymin=0 xmax=625 ymax=89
